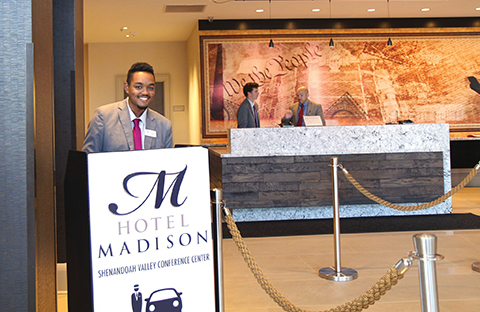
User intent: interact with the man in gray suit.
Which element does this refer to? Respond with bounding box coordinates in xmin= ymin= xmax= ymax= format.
xmin=281 ymin=86 xmax=326 ymax=127
xmin=82 ymin=62 xmax=173 ymax=153
xmin=237 ymin=82 xmax=260 ymax=128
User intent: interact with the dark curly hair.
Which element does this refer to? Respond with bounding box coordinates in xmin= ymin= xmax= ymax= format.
xmin=126 ymin=62 xmax=155 ymax=85
xmin=243 ymin=82 xmax=259 ymax=97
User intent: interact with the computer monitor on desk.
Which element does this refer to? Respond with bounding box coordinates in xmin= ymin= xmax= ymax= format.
xmin=303 ymin=115 xmax=324 ymax=127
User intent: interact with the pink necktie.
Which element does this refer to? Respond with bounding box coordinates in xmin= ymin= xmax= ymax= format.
xmin=297 ymin=104 xmax=304 ymax=127
xmin=133 ymin=118 xmax=142 ymax=150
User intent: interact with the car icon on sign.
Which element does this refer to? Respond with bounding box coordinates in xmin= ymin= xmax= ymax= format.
xmin=145 ymin=288 xmax=183 ymax=312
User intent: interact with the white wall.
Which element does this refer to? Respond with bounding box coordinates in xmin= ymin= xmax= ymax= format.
xmin=86 ymin=41 xmax=193 ymax=145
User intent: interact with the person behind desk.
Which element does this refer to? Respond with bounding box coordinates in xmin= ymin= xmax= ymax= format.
xmin=281 ymin=86 xmax=326 ymax=127
xmin=82 ymin=62 xmax=173 ymax=153
xmin=237 ymin=82 xmax=260 ymax=128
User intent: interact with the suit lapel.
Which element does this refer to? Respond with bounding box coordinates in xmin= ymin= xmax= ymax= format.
xmin=144 ymin=109 xmax=155 ymax=150
xmin=248 ymin=101 xmax=254 ymax=119
xmin=252 ymin=102 xmax=260 ymax=127
xmin=119 ymin=100 xmax=134 ymax=150
xmin=306 ymin=101 xmax=314 ymax=115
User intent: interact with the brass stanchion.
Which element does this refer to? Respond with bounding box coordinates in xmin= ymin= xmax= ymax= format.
xmin=319 ymin=157 xmax=358 ymax=281
xmin=211 ymin=188 xmax=225 ymax=312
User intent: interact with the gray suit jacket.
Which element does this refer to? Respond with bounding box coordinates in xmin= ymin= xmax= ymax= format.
xmin=282 ymin=100 xmax=326 ymax=126
xmin=237 ymin=98 xmax=260 ymax=128
xmin=82 ymin=99 xmax=173 ymax=153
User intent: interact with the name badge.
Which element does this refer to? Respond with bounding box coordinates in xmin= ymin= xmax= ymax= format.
xmin=145 ymin=129 xmax=157 ymax=138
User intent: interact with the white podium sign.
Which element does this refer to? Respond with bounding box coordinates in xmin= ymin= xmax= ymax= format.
xmin=87 ymin=147 xmax=215 ymax=311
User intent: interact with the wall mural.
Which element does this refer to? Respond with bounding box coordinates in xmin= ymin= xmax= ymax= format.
xmin=200 ymin=35 xmax=480 ymax=139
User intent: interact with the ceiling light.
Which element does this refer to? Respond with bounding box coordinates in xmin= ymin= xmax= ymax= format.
xmin=387 ymin=0 xmax=392 ymax=47
xmin=421 ymin=8 xmax=430 ymax=12
xmin=367 ymin=9 xmax=375 ymax=12
xmin=122 ymin=26 xmax=128 ymax=30
xmin=268 ymin=0 xmax=273 ymax=48
xmin=329 ymin=0 xmax=333 ymax=48
xmin=126 ymin=34 xmax=130 ymax=38
xmin=312 ymin=8 xmax=320 ymax=12
xmin=476 ymin=7 xmax=480 ymax=11
xmin=256 ymin=9 xmax=264 ymax=13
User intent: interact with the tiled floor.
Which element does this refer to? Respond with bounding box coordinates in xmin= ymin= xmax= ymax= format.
xmin=58 ymin=187 xmax=480 ymax=312
xmin=451 ymin=187 xmax=480 ymax=216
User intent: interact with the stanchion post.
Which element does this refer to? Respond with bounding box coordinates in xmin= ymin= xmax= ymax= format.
xmin=211 ymin=188 xmax=225 ymax=312
xmin=472 ymin=262 xmax=480 ymax=273
xmin=332 ymin=156 xmax=342 ymax=274
xmin=319 ymin=157 xmax=358 ymax=282
xmin=470 ymin=163 xmax=480 ymax=273
xmin=411 ymin=233 xmax=444 ymax=312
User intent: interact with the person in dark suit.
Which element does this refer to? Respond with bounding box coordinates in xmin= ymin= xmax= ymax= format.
xmin=281 ymin=86 xmax=326 ymax=127
xmin=82 ymin=62 xmax=173 ymax=153
xmin=237 ymin=82 xmax=260 ymax=128
xmin=131 ymin=284 xmax=142 ymax=312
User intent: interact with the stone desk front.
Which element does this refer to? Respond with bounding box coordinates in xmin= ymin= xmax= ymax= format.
xmin=210 ymin=124 xmax=451 ymax=222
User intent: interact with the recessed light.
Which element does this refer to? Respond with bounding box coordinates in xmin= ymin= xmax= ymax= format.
xmin=123 ymin=26 xmax=128 ymax=30
xmin=312 ymin=8 xmax=320 ymax=12
xmin=126 ymin=34 xmax=130 ymax=38
xmin=256 ymin=9 xmax=264 ymax=13
xmin=476 ymin=7 xmax=480 ymax=11
xmin=367 ymin=8 xmax=376 ymax=13
xmin=421 ymin=8 xmax=430 ymax=12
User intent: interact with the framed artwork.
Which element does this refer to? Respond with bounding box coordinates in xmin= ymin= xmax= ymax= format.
xmin=200 ymin=32 xmax=480 ymax=139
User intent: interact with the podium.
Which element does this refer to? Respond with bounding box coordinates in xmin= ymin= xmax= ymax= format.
xmin=65 ymin=147 xmax=216 ymax=312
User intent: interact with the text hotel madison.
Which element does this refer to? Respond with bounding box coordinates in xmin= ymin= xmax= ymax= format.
xmin=3 ymin=1 xmax=480 ymax=311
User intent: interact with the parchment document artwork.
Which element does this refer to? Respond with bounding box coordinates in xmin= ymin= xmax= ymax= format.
xmin=203 ymin=38 xmax=480 ymax=137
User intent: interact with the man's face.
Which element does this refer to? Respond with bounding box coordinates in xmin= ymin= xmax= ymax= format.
xmin=248 ymin=87 xmax=259 ymax=101
xmin=124 ymin=71 xmax=155 ymax=113
xmin=297 ymin=89 xmax=309 ymax=104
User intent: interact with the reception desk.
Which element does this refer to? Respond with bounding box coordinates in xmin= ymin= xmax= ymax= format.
xmin=209 ymin=124 xmax=451 ymax=222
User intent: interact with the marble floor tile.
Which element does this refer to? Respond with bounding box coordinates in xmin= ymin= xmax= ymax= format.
xmin=452 ymin=187 xmax=480 ymax=216
xmin=440 ymin=299 xmax=480 ymax=312
xmin=57 ymin=187 xmax=480 ymax=311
